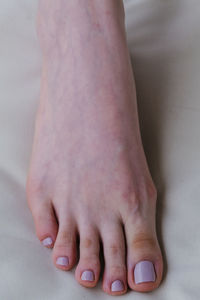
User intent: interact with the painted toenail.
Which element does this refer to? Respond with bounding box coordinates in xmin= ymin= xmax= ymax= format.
xmin=111 ymin=280 xmax=124 ymax=292
xmin=134 ymin=260 xmax=156 ymax=284
xmin=56 ymin=256 xmax=69 ymax=266
xmin=81 ymin=270 xmax=95 ymax=281
xmin=42 ymin=237 xmax=53 ymax=246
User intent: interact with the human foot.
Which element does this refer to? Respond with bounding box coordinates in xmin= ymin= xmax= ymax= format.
xmin=26 ymin=0 xmax=163 ymax=295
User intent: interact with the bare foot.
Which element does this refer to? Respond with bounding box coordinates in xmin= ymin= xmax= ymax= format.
xmin=26 ymin=0 xmax=163 ymax=295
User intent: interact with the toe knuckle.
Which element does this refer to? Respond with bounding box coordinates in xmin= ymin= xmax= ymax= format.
xmin=109 ymin=265 xmax=126 ymax=274
xmin=57 ymin=230 xmax=74 ymax=245
xmin=82 ymin=254 xmax=100 ymax=265
xmin=81 ymin=238 xmax=93 ymax=249
xmin=131 ymin=233 xmax=157 ymax=250
xmin=107 ymin=243 xmax=123 ymax=256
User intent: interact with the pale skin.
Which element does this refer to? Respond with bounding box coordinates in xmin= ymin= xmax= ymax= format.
xmin=26 ymin=0 xmax=163 ymax=296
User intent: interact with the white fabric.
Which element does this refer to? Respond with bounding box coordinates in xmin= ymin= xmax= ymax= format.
xmin=0 ymin=0 xmax=200 ymax=299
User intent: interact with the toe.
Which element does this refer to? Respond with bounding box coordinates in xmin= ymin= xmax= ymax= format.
xmin=125 ymin=218 xmax=163 ymax=292
xmin=30 ymin=200 xmax=58 ymax=248
xmin=100 ymin=221 xmax=127 ymax=296
xmin=75 ymin=224 xmax=100 ymax=288
xmin=52 ymin=217 xmax=77 ymax=270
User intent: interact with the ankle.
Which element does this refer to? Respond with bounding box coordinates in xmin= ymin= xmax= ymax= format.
xmin=78 ymin=0 xmax=125 ymax=26
xmin=37 ymin=0 xmax=125 ymax=39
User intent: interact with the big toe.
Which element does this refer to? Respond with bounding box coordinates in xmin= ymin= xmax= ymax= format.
xmin=125 ymin=218 xmax=163 ymax=292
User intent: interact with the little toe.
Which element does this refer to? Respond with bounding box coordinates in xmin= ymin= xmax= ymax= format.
xmin=101 ymin=221 xmax=127 ymax=296
xmin=75 ymin=224 xmax=100 ymax=288
xmin=125 ymin=219 xmax=163 ymax=292
xmin=30 ymin=199 xmax=58 ymax=248
xmin=52 ymin=217 xmax=77 ymax=270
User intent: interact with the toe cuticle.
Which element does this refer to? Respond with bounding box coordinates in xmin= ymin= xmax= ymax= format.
xmin=111 ymin=280 xmax=125 ymax=292
xmin=81 ymin=270 xmax=95 ymax=281
xmin=134 ymin=260 xmax=156 ymax=284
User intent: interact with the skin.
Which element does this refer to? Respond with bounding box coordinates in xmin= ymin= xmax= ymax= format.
xmin=26 ymin=0 xmax=163 ymax=296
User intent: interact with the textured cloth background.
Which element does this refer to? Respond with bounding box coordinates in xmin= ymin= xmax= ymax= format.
xmin=0 ymin=0 xmax=200 ymax=299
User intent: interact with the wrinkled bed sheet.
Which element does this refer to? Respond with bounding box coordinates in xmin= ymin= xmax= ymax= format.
xmin=0 ymin=0 xmax=200 ymax=299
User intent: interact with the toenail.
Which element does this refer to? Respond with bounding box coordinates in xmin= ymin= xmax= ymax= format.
xmin=134 ymin=260 xmax=156 ymax=284
xmin=56 ymin=256 xmax=69 ymax=266
xmin=111 ymin=280 xmax=124 ymax=292
xmin=81 ymin=270 xmax=95 ymax=281
xmin=42 ymin=237 xmax=53 ymax=246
